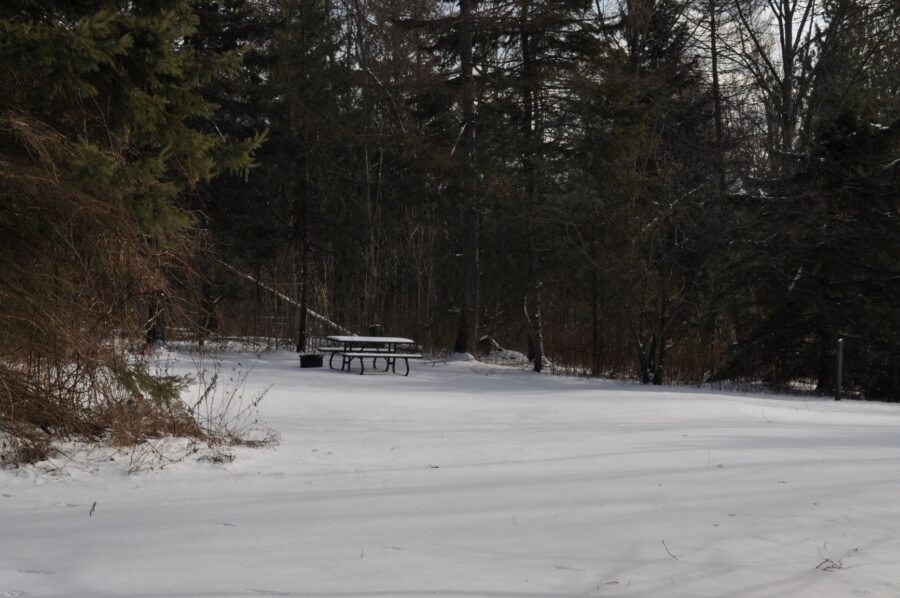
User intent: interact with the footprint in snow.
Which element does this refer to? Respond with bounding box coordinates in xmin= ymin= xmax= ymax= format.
xmin=1 ymin=590 xmax=27 ymax=597
xmin=249 ymin=590 xmax=294 ymax=596
xmin=16 ymin=570 xmax=53 ymax=575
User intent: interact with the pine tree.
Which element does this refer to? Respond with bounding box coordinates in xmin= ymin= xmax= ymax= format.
xmin=570 ymin=0 xmax=720 ymax=383
xmin=717 ymin=0 xmax=900 ymax=398
xmin=0 ymin=0 xmax=261 ymax=458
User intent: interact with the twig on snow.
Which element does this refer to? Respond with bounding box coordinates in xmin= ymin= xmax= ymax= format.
xmin=816 ymin=558 xmax=844 ymax=571
xmin=662 ymin=539 xmax=678 ymax=560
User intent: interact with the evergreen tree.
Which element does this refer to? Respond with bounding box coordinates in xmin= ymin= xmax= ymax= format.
xmin=570 ymin=0 xmax=721 ymax=383
xmin=0 ymin=0 xmax=260 ymax=457
xmin=718 ymin=0 xmax=900 ymax=398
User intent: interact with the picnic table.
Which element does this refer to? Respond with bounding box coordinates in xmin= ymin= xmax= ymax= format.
xmin=320 ymin=335 xmax=422 ymax=376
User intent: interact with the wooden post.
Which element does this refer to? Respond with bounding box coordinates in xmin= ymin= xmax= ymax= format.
xmin=835 ymin=337 xmax=844 ymax=401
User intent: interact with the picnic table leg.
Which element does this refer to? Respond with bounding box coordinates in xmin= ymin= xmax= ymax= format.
xmin=359 ymin=355 xmax=365 ymax=375
xmin=402 ymin=358 xmax=410 ymax=376
xmin=329 ymin=352 xmax=337 ymax=369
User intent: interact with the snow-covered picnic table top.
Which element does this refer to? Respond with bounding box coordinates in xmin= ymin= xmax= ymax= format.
xmin=325 ymin=335 xmax=416 ymax=345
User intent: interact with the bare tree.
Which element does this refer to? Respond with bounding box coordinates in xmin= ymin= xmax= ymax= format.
xmin=728 ymin=0 xmax=821 ymax=161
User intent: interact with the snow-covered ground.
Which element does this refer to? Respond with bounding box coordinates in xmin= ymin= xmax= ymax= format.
xmin=3 ymin=351 xmax=900 ymax=597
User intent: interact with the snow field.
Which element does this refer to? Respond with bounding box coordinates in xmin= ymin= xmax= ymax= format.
xmin=2 ymin=351 xmax=900 ymax=597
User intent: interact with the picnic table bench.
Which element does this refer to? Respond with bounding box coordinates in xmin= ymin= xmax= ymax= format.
xmin=321 ymin=335 xmax=423 ymax=376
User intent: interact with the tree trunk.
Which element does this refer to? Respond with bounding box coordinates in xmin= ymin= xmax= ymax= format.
xmin=651 ymin=285 xmax=668 ymax=385
xmin=780 ymin=0 xmax=796 ymax=153
xmin=591 ymin=266 xmax=601 ymax=377
xmin=294 ymin=142 xmax=310 ymax=352
xmin=520 ymin=0 xmax=544 ymax=372
xmin=709 ymin=0 xmax=726 ymax=192
xmin=255 ymin=262 xmax=262 ymax=305
xmin=293 ymin=3 xmax=311 ymax=354
xmin=628 ymin=317 xmax=651 ymax=384
xmin=523 ymin=285 xmax=544 ymax=373
xmin=296 ymin=239 xmax=309 ymax=353
xmin=815 ymin=331 xmax=835 ymax=395
xmin=146 ymin=291 xmax=166 ymax=346
xmin=453 ymin=0 xmax=479 ymax=355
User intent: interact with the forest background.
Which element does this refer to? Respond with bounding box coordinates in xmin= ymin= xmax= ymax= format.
xmin=1 ymin=0 xmax=898 ymax=458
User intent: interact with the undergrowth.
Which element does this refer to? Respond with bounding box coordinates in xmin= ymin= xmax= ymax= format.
xmin=0 ymin=349 xmax=275 ymax=470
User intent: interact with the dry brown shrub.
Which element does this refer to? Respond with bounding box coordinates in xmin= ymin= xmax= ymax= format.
xmin=0 ymin=112 xmax=207 ymax=464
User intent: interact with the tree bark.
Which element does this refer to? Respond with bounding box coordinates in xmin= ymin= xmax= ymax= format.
xmin=296 ymin=233 xmax=309 ymax=353
xmin=709 ymin=0 xmax=726 ymax=192
xmin=524 ymin=283 xmax=544 ymax=373
xmin=453 ymin=0 xmax=479 ymax=355
xmin=146 ymin=291 xmax=166 ymax=346
xmin=591 ymin=266 xmax=601 ymax=377
xmin=520 ymin=0 xmax=544 ymax=372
